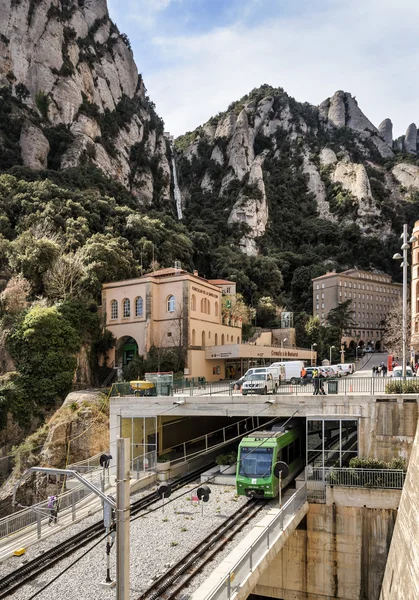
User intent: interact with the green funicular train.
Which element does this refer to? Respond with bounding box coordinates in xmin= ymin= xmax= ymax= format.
xmin=236 ymin=422 xmax=304 ymax=498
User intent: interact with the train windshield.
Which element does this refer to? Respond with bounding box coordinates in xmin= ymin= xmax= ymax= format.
xmin=239 ymin=447 xmax=274 ymax=478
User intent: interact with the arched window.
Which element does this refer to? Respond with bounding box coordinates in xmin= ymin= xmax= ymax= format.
xmin=237 ymin=336 xmax=240 ymax=343
xmin=191 ymin=294 xmax=196 ymax=311
xmin=135 ymin=296 xmax=143 ymax=317
xmin=227 ymin=334 xmax=229 ymax=342
xmin=192 ymin=329 xmax=196 ymax=345
xmin=202 ymin=331 xmax=206 ymax=347
xmin=110 ymin=299 xmax=118 ymax=320
xmin=200 ymin=298 xmax=204 ymax=312
xmin=207 ymin=300 xmax=211 ymax=315
xmin=215 ymin=302 xmax=219 ymax=317
xmin=167 ymin=295 xmax=175 ymax=312
xmin=215 ymin=333 xmax=218 ymax=345
xmin=221 ymin=334 xmax=225 ymax=345
xmin=123 ymin=298 xmax=130 ymax=318
xmin=208 ymin=331 xmax=211 ymax=340
xmin=416 ymin=282 xmax=419 ymax=314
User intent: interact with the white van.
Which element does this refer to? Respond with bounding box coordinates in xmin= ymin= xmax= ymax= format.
xmin=242 ymin=372 xmax=276 ymax=395
xmin=244 ymin=366 xmax=285 ymax=386
xmin=337 ymin=363 xmax=355 ymax=376
xmin=270 ymin=361 xmax=304 ymax=384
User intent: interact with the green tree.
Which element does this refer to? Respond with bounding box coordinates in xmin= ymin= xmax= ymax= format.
xmin=8 ymin=305 xmax=80 ymax=406
xmin=326 ymin=299 xmax=356 ymax=346
xmin=78 ymin=233 xmax=138 ymax=296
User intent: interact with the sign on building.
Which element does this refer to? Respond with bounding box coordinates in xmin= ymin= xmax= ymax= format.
xmin=281 ymin=312 xmax=293 ymax=329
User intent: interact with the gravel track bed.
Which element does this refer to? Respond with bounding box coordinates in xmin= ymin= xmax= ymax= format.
xmin=6 ymin=484 xmax=262 ymax=600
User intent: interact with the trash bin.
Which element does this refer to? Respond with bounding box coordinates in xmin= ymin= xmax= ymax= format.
xmin=328 ymin=379 xmax=338 ymax=394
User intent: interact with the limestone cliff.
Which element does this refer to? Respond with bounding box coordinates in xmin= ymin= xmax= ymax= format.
xmin=0 ymin=0 xmax=171 ymax=205
xmin=0 ymin=389 xmax=109 ymax=517
xmin=176 ymin=85 xmax=419 ymax=255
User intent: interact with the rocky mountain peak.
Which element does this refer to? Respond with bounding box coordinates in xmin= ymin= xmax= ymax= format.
xmin=0 ymin=0 xmax=171 ymax=206
xmin=176 ymin=84 xmax=419 ymax=256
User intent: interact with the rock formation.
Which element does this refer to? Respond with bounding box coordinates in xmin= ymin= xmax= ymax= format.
xmin=0 ymin=0 xmax=171 ymax=205
xmin=379 ymin=118 xmax=393 ymax=146
xmin=392 ymin=163 xmax=419 ymax=191
xmin=404 ymin=123 xmax=418 ymax=154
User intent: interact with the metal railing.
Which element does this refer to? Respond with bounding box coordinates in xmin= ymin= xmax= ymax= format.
xmin=161 ymin=417 xmax=257 ymax=466
xmin=109 ymin=377 xmax=419 ymax=398
xmin=0 ymin=451 xmax=156 ymax=542
xmin=205 ymin=484 xmax=308 ymax=600
xmin=306 ymin=467 xmax=406 ymax=502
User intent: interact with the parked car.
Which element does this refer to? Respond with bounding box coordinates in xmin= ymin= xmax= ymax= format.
xmin=391 ymin=366 xmax=415 ymax=378
xmin=242 ymin=373 xmax=276 ymax=395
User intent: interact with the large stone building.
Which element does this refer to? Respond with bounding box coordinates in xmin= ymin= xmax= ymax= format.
xmin=312 ymin=268 xmax=402 ymax=350
xmin=103 ymin=267 xmax=313 ymax=381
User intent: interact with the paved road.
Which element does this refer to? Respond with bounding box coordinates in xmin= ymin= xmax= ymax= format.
xmin=355 ymin=352 xmax=389 ymax=376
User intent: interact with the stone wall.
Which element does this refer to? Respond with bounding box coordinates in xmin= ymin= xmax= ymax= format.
xmin=254 ymin=488 xmax=400 ymax=600
xmin=379 ymin=423 xmax=419 ymax=599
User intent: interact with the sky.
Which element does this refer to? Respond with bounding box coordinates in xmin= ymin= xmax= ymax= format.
xmin=107 ymin=0 xmax=419 ymax=138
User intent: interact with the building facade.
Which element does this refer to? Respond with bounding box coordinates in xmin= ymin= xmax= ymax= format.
xmin=312 ymin=268 xmax=402 ymax=350
xmin=102 ymin=267 xmax=243 ymax=381
xmin=102 ymin=267 xmax=314 ymax=381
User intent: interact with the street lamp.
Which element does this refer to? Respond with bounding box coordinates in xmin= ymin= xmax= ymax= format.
xmin=329 ymin=345 xmax=335 ymax=365
xmin=393 ymin=224 xmax=417 ymax=378
xmin=356 ymin=345 xmax=361 ymax=363
xmin=311 ymin=343 xmax=317 ymax=366
xmin=281 ymin=338 xmax=287 ymax=358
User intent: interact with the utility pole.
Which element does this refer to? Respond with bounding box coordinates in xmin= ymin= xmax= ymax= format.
xmin=402 ymin=224 xmax=408 ymax=379
xmin=116 ymin=437 xmax=130 ymax=600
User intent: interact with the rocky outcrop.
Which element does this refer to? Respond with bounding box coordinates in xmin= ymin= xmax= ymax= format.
xmin=0 ymin=389 xmax=108 ymax=517
xmin=0 ymin=0 xmax=171 ymax=206
xmin=19 ymin=125 xmax=50 ymax=170
xmin=332 ymin=160 xmax=373 ymax=201
xmin=392 ymin=163 xmax=419 ymax=191
xmin=379 ymin=118 xmax=393 ymax=146
xmin=404 ymin=123 xmax=418 ymax=154
xmin=302 ymin=152 xmax=336 ymax=221
xmin=319 ymin=148 xmax=338 ymax=167
xmin=228 ymin=154 xmax=268 ymax=256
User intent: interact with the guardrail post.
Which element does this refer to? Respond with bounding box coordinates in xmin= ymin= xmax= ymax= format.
xmin=249 ymin=546 xmax=253 ymax=572
xmin=205 ymin=434 xmax=208 ymax=451
xmin=72 ymin=490 xmax=76 ymax=521
xmin=372 ymin=376 xmax=374 ymax=395
xmin=37 ymin=511 xmax=42 ymax=539
xmin=183 ymin=442 xmax=187 ymax=460
xmin=227 ymin=573 xmax=231 ymax=598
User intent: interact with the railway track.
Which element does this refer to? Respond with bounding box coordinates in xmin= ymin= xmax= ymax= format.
xmin=137 ymin=499 xmax=266 ymax=600
xmin=0 ymin=464 xmax=213 ymax=599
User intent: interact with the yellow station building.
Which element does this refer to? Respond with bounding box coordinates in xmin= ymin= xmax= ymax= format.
xmin=102 ymin=266 xmax=313 ymax=381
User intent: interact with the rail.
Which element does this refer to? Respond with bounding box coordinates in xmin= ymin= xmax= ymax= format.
xmin=306 ymin=467 xmax=406 ymax=502
xmin=0 ymin=451 xmax=156 ymax=542
xmin=202 ymin=484 xmax=307 ymax=600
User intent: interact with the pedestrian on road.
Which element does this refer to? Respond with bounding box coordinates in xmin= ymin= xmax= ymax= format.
xmin=382 ymin=365 xmax=387 ymax=377
xmin=313 ymin=369 xmax=320 ymax=395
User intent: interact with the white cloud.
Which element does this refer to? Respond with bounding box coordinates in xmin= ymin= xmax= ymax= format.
xmin=141 ymin=0 xmax=419 ymax=137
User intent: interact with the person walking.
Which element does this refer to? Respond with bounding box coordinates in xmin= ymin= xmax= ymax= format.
xmin=382 ymin=365 xmax=388 ymax=377
xmin=319 ymin=371 xmax=327 ymax=395
xmin=48 ymin=495 xmax=58 ymax=525
xmin=313 ymin=369 xmax=320 ymax=395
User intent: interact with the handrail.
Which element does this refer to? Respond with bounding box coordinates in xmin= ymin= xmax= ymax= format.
xmin=203 ymin=484 xmax=308 ymax=599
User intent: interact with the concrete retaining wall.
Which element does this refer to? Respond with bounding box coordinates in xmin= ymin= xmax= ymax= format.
xmin=254 ymin=489 xmax=400 ymax=600
xmin=379 ymin=425 xmax=419 ymax=600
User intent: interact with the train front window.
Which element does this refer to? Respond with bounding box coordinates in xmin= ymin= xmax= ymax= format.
xmin=239 ymin=447 xmax=273 ymax=478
